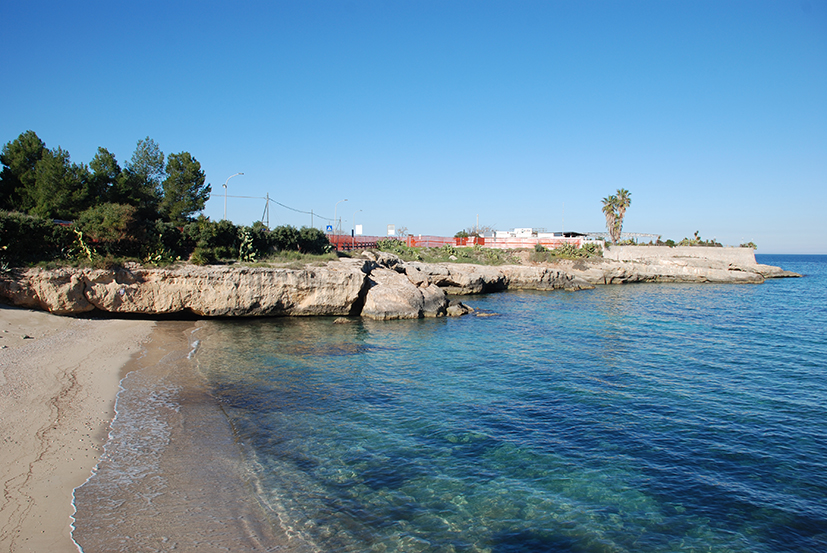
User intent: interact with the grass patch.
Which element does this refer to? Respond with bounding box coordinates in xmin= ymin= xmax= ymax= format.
xmin=240 ymin=251 xmax=340 ymax=268
xmin=529 ymin=243 xmax=603 ymax=262
xmin=376 ymin=240 xmax=521 ymax=265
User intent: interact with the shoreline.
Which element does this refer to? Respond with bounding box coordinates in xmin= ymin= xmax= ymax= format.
xmin=0 ymin=305 xmax=154 ymax=552
xmin=70 ymin=319 xmax=303 ymax=552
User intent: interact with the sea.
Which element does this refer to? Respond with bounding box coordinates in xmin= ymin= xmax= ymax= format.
xmin=72 ymin=255 xmax=827 ymax=553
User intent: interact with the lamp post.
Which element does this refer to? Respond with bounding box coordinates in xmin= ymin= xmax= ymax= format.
xmin=352 ymin=209 xmax=362 ymax=249
xmin=223 ymin=173 xmax=244 ymax=220
xmin=334 ymin=199 xmax=348 ymax=235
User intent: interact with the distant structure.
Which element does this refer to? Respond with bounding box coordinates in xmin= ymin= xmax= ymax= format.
xmin=585 ymin=231 xmax=660 ymax=243
xmin=484 ymin=228 xmax=601 ymax=250
xmin=325 ymin=228 xmax=658 ymax=252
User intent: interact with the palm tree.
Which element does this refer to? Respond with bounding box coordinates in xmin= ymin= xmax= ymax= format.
xmin=614 ymin=188 xmax=632 ymax=241
xmin=602 ymin=189 xmax=632 ymax=244
xmin=602 ymin=194 xmax=618 ymax=243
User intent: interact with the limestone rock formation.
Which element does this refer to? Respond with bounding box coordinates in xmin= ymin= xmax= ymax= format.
xmin=0 ymin=248 xmax=799 ymax=319
xmin=1 ymin=261 xmax=369 ymax=317
xmin=404 ymin=262 xmax=594 ymax=294
xmin=361 ymin=268 xmax=448 ymax=320
xmin=550 ymin=258 xmax=770 ymax=284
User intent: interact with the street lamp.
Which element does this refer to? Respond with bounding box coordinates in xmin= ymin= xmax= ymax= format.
xmin=334 ymin=199 xmax=348 ymax=235
xmin=352 ymin=209 xmax=362 ymax=249
xmin=223 ymin=173 xmax=244 ymax=220
xmin=352 ymin=209 xmax=362 ymax=233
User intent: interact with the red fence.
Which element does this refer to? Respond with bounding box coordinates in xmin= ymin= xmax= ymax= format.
xmin=327 ymin=234 xmax=381 ymax=251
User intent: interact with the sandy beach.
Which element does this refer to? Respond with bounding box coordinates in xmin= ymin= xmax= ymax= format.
xmin=0 ymin=305 xmax=154 ymax=553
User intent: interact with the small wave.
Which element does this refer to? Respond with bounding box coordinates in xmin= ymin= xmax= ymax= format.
xmin=187 ymin=339 xmax=200 ymax=359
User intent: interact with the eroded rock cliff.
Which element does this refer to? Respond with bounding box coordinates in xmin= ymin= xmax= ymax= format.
xmin=0 ymin=251 xmax=798 ymax=319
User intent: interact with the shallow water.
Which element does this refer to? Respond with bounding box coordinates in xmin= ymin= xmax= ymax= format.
xmin=72 ymin=323 xmax=296 ymax=552
xmin=74 ymin=255 xmax=827 ymax=552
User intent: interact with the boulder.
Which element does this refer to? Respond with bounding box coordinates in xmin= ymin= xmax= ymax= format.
xmin=407 ymin=262 xmax=507 ymax=295
xmin=361 ymin=268 xmax=448 ymax=320
xmin=446 ymin=300 xmax=474 ymax=317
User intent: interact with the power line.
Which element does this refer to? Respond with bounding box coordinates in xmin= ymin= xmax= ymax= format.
xmin=268 ymin=198 xmax=333 ymax=222
xmin=224 ymin=194 xmax=333 ymax=222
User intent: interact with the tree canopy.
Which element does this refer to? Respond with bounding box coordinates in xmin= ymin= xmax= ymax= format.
xmin=159 ymin=152 xmax=210 ymax=224
xmin=0 ymin=130 xmax=333 ymax=266
xmin=0 ymin=130 xmax=46 ymax=211
xmin=0 ymin=131 xmax=211 ymax=224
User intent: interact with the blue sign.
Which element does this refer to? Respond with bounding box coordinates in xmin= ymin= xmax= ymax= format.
xmin=325 ymin=225 xmax=333 ymax=233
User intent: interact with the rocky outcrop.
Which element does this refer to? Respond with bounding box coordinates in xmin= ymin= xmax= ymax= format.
xmin=405 ymin=262 xmax=594 ymax=294
xmin=548 ymin=257 xmax=800 ymax=284
xmin=0 ymin=261 xmax=371 ymax=317
xmin=360 ymin=268 xmax=447 ymax=320
xmin=0 ymin=251 xmax=799 ymax=319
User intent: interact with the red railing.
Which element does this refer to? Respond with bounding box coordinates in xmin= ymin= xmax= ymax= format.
xmin=327 ymin=234 xmax=381 ymax=251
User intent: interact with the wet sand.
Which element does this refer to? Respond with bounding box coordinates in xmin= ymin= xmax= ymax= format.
xmin=70 ymin=320 xmax=304 ymax=552
xmin=0 ymin=305 xmax=154 ymax=552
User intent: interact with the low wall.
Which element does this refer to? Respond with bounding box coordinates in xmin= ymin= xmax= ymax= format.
xmin=603 ymin=246 xmax=757 ymax=265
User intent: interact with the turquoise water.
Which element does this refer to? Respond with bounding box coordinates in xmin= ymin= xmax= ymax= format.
xmin=74 ymin=255 xmax=827 ymax=552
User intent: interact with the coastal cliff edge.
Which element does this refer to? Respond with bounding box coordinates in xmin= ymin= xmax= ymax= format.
xmin=0 ymin=251 xmax=799 ymax=320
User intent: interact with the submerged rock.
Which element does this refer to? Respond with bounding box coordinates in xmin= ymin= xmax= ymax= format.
xmin=446 ymin=300 xmax=474 ymax=317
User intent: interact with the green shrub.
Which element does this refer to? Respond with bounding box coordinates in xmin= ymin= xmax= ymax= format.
xmin=189 ymin=247 xmax=216 ymax=265
xmin=270 ymin=224 xmax=300 ymax=252
xmin=677 ymin=231 xmax=722 ymax=247
xmin=529 ymin=242 xmax=602 ymax=262
xmin=141 ymin=221 xmax=187 ymax=265
xmin=235 ymin=224 xmax=332 ymax=263
xmin=238 ymin=227 xmax=257 ymax=262
xmin=298 ymin=226 xmax=331 ymax=254
xmin=76 ymin=203 xmax=143 ymax=257
xmin=0 ymin=210 xmax=75 ymax=264
xmin=183 ymin=216 xmax=239 ymax=261
xmin=376 ymin=238 xmax=408 ymax=255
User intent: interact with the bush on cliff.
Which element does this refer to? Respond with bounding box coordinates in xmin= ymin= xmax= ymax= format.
xmin=0 ymin=206 xmax=332 ymax=268
xmin=76 ymin=203 xmax=144 ymax=257
xmin=183 ymin=216 xmax=238 ymax=260
xmin=529 ymin=243 xmax=602 ymax=262
xmin=298 ymin=227 xmax=331 ymax=254
xmin=376 ymin=239 xmax=519 ymax=265
xmin=0 ymin=210 xmax=75 ymax=263
xmin=677 ymin=231 xmax=722 ymax=247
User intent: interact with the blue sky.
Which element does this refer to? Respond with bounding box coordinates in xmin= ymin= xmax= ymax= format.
xmin=2 ymin=1 xmax=825 ymax=253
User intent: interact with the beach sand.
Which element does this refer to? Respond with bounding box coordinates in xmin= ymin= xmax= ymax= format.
xmin=0 ymin=305 xmax=154 ymax=553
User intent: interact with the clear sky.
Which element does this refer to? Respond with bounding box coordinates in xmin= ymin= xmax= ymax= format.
xmin=2 ymin=0 xmax=825 ymax=253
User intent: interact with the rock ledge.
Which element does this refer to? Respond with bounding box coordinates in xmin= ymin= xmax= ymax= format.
xmin=0 ymin=252 xmax=798 ymax=319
